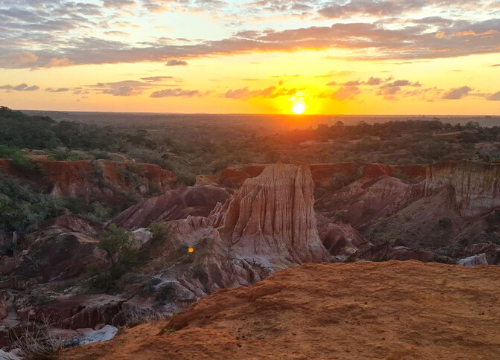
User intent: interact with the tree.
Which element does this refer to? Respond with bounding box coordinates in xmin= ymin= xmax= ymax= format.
xmin=97 ymin=224 xmax=130 ymax=267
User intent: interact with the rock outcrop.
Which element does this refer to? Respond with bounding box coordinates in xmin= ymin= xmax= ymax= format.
xmin=216 ymin=164 xmax=329 ymax=263
xmin=112 ymin=186 xmax=230 ymax=229
xmin=458 ymin=253 xmax=488 ymax=267
xmin=316 ymin=175 xmax=425 ymax=228
xmin=0 ymin=159 xmax=177 ymax=207
xmin=426 ymin=160 xmax=500 ymax=218
xmin=316 ymin=214 xmax=369 ymax=257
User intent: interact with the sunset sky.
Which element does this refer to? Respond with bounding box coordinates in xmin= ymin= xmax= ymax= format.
xmin=0 ymin=0 xmax=499 ymax=115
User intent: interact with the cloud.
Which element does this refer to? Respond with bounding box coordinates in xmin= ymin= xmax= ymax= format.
xmin=89 ymin=80 xmax=156 ymax=94
xmin=487 ymin=91 xmax=500 ymax=101
xmin=0 ymin=83 xmax=39 ymax=91
xmin=45 ymin=87 xmax=70 ymax=92
xmin=166 ymin=59 xmax=188 ymax=66
xmin=223 ymin=85 xmax=298 ymax=99
xmin=141 ymin=76 xmax=176 ymax=82
xmin=150 ymin=88 xmax=202 ymax=98
xmin=379 ymin=79 xmax=421 ymax=89
xmin=343 ymin=80 xmax=362 ymax=86
xmin=3 ymin=52 xmax=38 ymax=67
xmin=442 ymin=86 xmax=472 ymax=100
xmin=331 ymin=86 xmax=361 ymax=101
xmin=103 ymin=85 xmax=141 ymax=96
xmin=0 ymin=0 xmax=498 ymax=71
xmin=45 ymin=57 xmax=73 ymax=68
xmin=366 ymin=77 xmax=383 ymax=86
xmin=103 ymin=0 xmax=137 ymax=8
xmin=318 ymin=0 xmax=424 ymax=19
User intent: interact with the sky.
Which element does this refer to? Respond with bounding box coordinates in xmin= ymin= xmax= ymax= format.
xmin=0 ymin=0 xmax=499 ymax=115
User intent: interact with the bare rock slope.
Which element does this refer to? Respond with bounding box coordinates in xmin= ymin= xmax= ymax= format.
xmin=112 ymin=186 xmax=230 ymax=229
xmin=61 ymin=261 xmax=500 ymax=360
xmin=132 ymin=164 xmax=330 ymax=309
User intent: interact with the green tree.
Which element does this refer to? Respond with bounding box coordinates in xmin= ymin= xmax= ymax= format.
xmin=97 ymin=224 xmax=130 ymax=267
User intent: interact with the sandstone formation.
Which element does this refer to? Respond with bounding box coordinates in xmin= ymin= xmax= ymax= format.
xmin=12 ymin=220 xmax=105 ymax=282
xmin=0 ymin=159 xmax=177 ymax=207
xmin=112 ymin=186 xmax=230 ymax=229
xmin=60 ymin=261 xmax=500 ymax=360
xmin=216 ymin=164 xmax=329 ymax=263
xmin=316 ymin=175 xmax=425 ymax=228
xmin=426 ymin=160 xmax=500 ymax=217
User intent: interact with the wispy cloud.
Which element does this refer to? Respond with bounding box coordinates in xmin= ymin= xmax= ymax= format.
xmin=0 ymin=83 xmax=39 ymax=91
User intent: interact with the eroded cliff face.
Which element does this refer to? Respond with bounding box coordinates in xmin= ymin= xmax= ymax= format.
xmin=217 ymin=164 xmax=329 ymax=263
xmin=0 ymin=159 xmax=177 ymax=206
xmin=425 ymin=161 xmax=500 ymax=218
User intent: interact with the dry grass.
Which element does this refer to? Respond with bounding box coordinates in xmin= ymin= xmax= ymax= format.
xmin=13 ymin=320 xmax=63 ymax=360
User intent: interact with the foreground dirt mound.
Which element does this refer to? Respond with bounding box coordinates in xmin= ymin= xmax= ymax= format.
xmin=61 ymin=261 xmax=500 ymax=360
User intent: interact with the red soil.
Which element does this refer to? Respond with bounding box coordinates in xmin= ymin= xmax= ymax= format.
xmin=61 ymin=261 xmax=500 ymax=360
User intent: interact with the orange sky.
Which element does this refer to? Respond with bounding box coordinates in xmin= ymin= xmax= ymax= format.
xmin=0 ymin=0 xmax=499 ymax=115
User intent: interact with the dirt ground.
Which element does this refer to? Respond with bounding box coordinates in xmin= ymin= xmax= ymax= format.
xmin=61 ymin=261 xmax=500 ymax=360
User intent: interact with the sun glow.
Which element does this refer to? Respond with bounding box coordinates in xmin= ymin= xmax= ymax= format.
xmin=292 ymin=101 xmax=306 ymax=114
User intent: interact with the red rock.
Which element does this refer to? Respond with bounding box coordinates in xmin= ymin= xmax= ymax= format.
xmin=0 ymin=299 xmax=7 ymax=320
xmin=362 ymin=163 xmax=392 ymax=178
xmin=25 ymin=295 xmax=125 ymax=330
xmin=0 ymin=159 xmax=177 ymax=207
xmin=425 ymin=160 xmax=500 ymax=217
xmin=219 ymin=165 xmax=266 ymax=188
xmin=316 ymin=214 xmax=369 ymax=256
xmin=217 ymin=164 xmax=329 ymax=263
xmin=39 ymin=215 xmax=101 ymax=236
xmin=112 ymin=186 xmax=230 ymax=229
xmin=316 ymin=176 xmax=425 ymax=227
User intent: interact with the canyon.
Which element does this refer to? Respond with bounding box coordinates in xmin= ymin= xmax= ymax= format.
xmin=2 ymin=158 xmax=500 ymax=355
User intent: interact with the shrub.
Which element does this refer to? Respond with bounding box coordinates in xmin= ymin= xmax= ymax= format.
xmin=148 ymin=222 xmax=169 ymax=244
xmin=90 ymin=224 xmax=140 ymax=291
xmin=0 ymin=145 xmax=36 ymax=171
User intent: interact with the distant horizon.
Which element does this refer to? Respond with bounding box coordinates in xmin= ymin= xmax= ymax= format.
xmin=20 ymin=108 xmax=500 ymax=118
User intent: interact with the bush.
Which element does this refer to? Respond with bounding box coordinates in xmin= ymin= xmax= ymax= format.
xmin=148 ymin=222 xmax=169 ymax=244
xmin=47 ymin=148 xmax=82 ymax=161
xmin=0 ymin=145 xmax=36 ymax=171
xmin=127 ymin=148 xmax=174 ymax=171
xmin=90 ymin=224 xmax=140 ymax=291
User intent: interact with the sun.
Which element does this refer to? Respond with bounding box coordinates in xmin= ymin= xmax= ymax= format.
xmin=292 ymin=101 xmax=306 ymax=114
